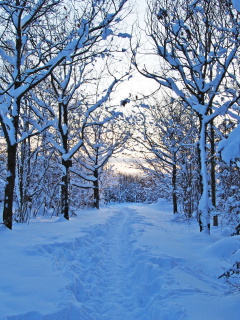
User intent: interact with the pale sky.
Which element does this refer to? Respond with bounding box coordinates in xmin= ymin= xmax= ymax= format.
xmin=110 ymin=0 xmax=160 ymax=174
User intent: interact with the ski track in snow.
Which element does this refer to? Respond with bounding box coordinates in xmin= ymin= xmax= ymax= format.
xmin=4 ymin=204 xmax=239 ymax=320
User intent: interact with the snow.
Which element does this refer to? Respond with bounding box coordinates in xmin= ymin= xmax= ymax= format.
xmin=0 ymin=200 xmax=240 ymax=319
xmin=62 ymin=139 xmax=84 ymax=161
xmin=192 ymin=103 xmax=207 ymax=116
xmin=0 ymin=48 xmax=14 ymax=65
xmin=102 ymin=28 xmax=113 ymax=40
xmin=218 ymin=125 xmax=240 ymax=164
xmin=117 ymin=33 xmax=132 ymax=39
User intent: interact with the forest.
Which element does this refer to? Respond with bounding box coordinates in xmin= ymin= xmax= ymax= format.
xmin=0 ymin=0 xmax=240 ymax=239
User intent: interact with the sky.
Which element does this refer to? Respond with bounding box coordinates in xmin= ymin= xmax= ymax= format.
xmin=232 ymin=0 xmax=240 ymax=12
xmin=109 ymin=0 xmax=161 ymax=174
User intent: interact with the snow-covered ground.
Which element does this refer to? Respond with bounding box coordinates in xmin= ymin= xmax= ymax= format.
xmin=0 ymin=200 xmax=240 ymax=319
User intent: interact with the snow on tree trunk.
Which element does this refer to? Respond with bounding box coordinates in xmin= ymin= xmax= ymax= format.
xmin=198 ymin=118 xmax=211 ymax=234
xmin=209 ymin=119 xmax=216 ymax=208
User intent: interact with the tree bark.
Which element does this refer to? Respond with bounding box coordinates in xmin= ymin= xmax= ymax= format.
xmin=61 ymin=159 xmax=70 ymax=220
xmin=93 ymin=169 xmax=100 ymax=209
xmin=198 ymin=117 xmax=211 ymax=234
xmin=2 ymin=14 xmax=22 ymax=229
xmin=18 ymin=135 xmax=31 ymax=223
xmin=210 ymin=119 xmax=218 ymax=226
xmin=3 ymin=143 xmax=17 ymax=229
xmin=210 ymin=119 xmax=216 ymax=206
xmin=59 ymin=99 xmax=70 ymax=220
xmin=172 ymin=161 xmax=178 ymax=214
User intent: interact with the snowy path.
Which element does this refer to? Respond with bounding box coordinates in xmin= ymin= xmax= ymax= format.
xmin=60 ymin=204 xmax=239 ymax=320
xmin=67 ymin=206 xmax=156 ymax=320
xmin=86 ymin=208 xmax=136 ymax=319
xmin=1 ymin=202 xmax=240 ymax=319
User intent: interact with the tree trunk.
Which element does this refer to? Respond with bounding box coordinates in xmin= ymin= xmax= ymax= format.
xmin=198 ymin=118 xmax=211 ymax=234
xmin=172 ymin=161 xmax=178 ymax=214
xmin=18 ymin=138 xmax=30 ymax=223
xmin=61 ymin=159 xmax=70 ymax=220
xmin=2 ymin=96 xmax=20 ymax=229
xmin=93 ymin=169 xmax=100 ymax=209
xmin=210 ymin=120 xmax=216 ymax=207
xmin=59 ymin=100 xmax=70 ymax=220
xmin=3 ymin=143 xmax=17 ymax=229
xmin=2 ymin=22 xmax=22 ymax=229
xmin=18 ymin=143 xmax=24 ymax=222
xmin=210 ymin=119 xmax=218 ymax=226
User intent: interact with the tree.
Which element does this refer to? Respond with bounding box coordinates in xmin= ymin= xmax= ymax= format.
xmin=133 ymin=0 xmax=240 ymax=233
xmin=215 ymin=113 xmax=240 ymax=233
xmin=0 ymin=0 xmax=128 ymax=229
xmin=35 ymin=60 xmax=126 ymax=217
xmin=131 ymin=97 xmax=198 ymax=214
xmin=72 ymin=104 xmax=130 ymax=209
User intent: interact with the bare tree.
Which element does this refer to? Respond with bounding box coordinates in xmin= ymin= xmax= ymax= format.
xmin=0 ymin=0 xmax=128 ymax=229
xmin=133 ymin=0 xmax=240 ymax=233
xmin=131 ymin=97 xmax=197 ymax=214
xmin=72 ymin=104 xmax=130 ymax=209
